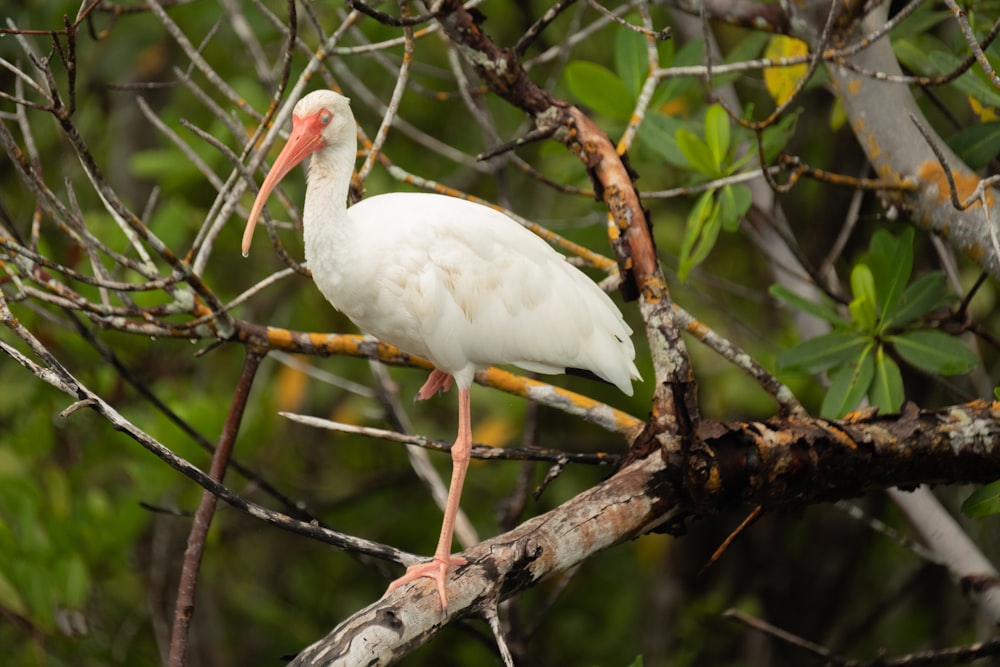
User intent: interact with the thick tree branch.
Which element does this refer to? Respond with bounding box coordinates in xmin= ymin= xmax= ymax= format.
xmin=288 ymin=400 xmax=1000 ymax=665
xmin=790 ymin=2 xmax=1000 ymax=280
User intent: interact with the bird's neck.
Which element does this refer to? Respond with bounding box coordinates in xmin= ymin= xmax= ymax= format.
xmin=302 ymin=135 xmax=357 ymax=260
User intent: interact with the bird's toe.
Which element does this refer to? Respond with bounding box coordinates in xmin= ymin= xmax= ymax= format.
xmin=385 ymin=555 xmax=467 ymax=610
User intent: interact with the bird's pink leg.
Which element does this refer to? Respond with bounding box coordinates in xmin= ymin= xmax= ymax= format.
xmin=385 ymin=386 xmax=471 ymax=609
xmin=416 ymin=368 xmax=454 ymax=400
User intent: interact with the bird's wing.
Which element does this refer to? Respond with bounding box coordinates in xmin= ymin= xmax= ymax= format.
xmin=350 ymin=193 xmax=639 ymax=394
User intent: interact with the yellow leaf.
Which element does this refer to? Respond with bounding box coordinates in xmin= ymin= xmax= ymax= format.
xmin=763 ymin=36 xmax=809 ymax=106
xmin=472 ymin=415 xmax=515 ymax=448
xmin=969 ymin=96 xmax=999 ymax=122
xmin=330 ymin=398 xmax=365 ymax=426
xmin=658 ymin=97 xmax=688 ymax=117
xmin=275 ymin=357 xmax=310 ymax=412
xmin=829 ymin=98 xmax=847 ymax=131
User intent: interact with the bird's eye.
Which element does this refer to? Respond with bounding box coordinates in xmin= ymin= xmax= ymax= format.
xmin=319 ymin=111 xmax=332 ymax=125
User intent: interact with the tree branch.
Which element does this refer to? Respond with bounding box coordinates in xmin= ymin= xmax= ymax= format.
xmin=791 ymin=1 xmax=1000 ymax=280
xmin=288 ymin=400 xmax=1000 ymax=665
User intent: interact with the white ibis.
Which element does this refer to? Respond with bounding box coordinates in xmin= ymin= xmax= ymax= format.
xmin=242 ymin=90 xmax=640 ymax=609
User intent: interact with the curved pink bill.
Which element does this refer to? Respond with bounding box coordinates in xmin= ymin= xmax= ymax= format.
xmin=241 ymin=112 xmax=326 ymax=257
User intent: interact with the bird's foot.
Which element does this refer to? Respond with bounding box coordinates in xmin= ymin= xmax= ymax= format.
xmin=416 ymin=369 xmax=454 ymax=401
xmin=385 ymin=554 xmax=467 ymax=609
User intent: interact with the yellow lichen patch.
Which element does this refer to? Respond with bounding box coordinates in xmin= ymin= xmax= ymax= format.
xmin=682 ymin=315 xmax=709 ymax=338
xmin=307 ymin=330 xmax=343 ymax=352
xmin=969 ymin=96 xmax=998 ymax=122
xmin=875 ymin=162 xmax=899 ymax=181
xmin=641 ymin=280 xmax=665 ymax=305
xmin=479 ymin=366 xmax=533 ymax=395
xmin=479 ymin=366 xmax=643 ymax=434
xmin=606 ymin=212 xmax=621 ymax=241
xmin=818 ymin=420 xmax=860 ymax=452
xmin=703 ymin=463 xmax=722 ymax=496
xmin=189 ymin=300 xmax=213 ymax=318
xmin=848 ymin=117 xmax=886 ymax=163
xmin=917 ymin=160 xmax=995 ymax=208
xmin=266 ymin=326 xmax=295 ymax=348
xmin=847 ymin=79 xmax=862 ymax=96
xmin=841 ymin=406 xmax=878 ymax=423
xmin=865 ymin=130 xmax=882 ymax=162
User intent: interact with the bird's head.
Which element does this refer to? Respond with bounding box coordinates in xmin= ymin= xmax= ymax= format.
xmin=242 ymin=90 xmax=353 ymax=256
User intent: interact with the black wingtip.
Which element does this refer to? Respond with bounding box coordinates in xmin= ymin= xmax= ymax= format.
xmin=565 ymin=367 xmax=612 ymax=386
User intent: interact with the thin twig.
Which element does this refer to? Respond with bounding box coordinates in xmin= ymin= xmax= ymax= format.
xmin=944 ymin=0 xmax=1000 ymax=90
xmin=356 ymin=0 xmax=414 ymax=182
xmin=723 ymin=608 xmax=851 ymax=665
xmin=672 ymin=304 xmax=805 ymax=417
xmin=279 ymin=413 xmax=622 ymax=466
xmin=168 ymin=347 xmax=266 ymax=667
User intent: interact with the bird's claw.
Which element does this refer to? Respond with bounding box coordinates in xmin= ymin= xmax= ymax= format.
xmin=385 ymin=555 xmax=467 ymax=610
xmin=415 ymin=369 xmax=454 ymax=402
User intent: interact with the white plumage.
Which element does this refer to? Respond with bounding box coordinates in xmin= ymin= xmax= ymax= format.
xmin=243 ymin=90 xmax=640 ymax=609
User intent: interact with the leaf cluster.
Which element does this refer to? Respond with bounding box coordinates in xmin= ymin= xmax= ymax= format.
xmin=773 ymin=228 xmax=978 ymax=418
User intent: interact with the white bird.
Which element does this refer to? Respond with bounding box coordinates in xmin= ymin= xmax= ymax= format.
xmin=242 ymin=90 xmax=640 ymax=609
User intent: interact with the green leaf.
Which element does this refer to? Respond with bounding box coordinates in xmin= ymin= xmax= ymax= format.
xmin=676 ymin=128 xmax=717 ymax=175
xmin=890 ymin=5 xmax=950 ymax=39
xmin=615 ymin=20 xmax=647 ymax=97
xmin=564 ymin=61 xmax=635 ymax=120
xmin=948 ymin=122 xmax=1000 ymax=171
xmin=62 ymin=554 xmax=90 ymax=608
xmin=678 ymin=190 xmax=721 ymax=281
xmin=892 ymin=272 xmax=952 ymax=328
xmin=874 ymin=228 xmax=914 ymax=327
xmin=866 ymin=226 xmax=899 ymax=259
xmin=870 ymin=346 xmax=904 ymax=414
xmin=849 ymin=264 xmax=878 ymax=331
xmin=893 ymin=34 xmax=951 ymax=75
xmin=725 ymin=31 xmax=771 ymax=67
xmin=704 ymin=104 xmax=730 ymax=168
xmin=719 ymin=184 xmax=751 ymax=231
xmin=962 ymin=480 xmax=1000 ymax=518
xmin=638 ymin=112 xmax=690 ymax=167
xmin=855 ymin=228 xmax=914 ymax=328
xmin=777 ymin=331 xmax=870 ymax=373
xmin=760 ymin=109 xmax=800 ymax=162
xmin=890 ymin=330 xmax=979 ymax=375
xmin=769 ymin=284 xmax=844 ymax=325
xmin=821 ymin=346 xmax=875 ymax=419
xmin=928 ymin=51 xmax=1000 ymax=108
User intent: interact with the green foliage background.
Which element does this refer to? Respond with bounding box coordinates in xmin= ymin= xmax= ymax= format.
xmin=1 ymin=2 xmax=999 ymax=666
